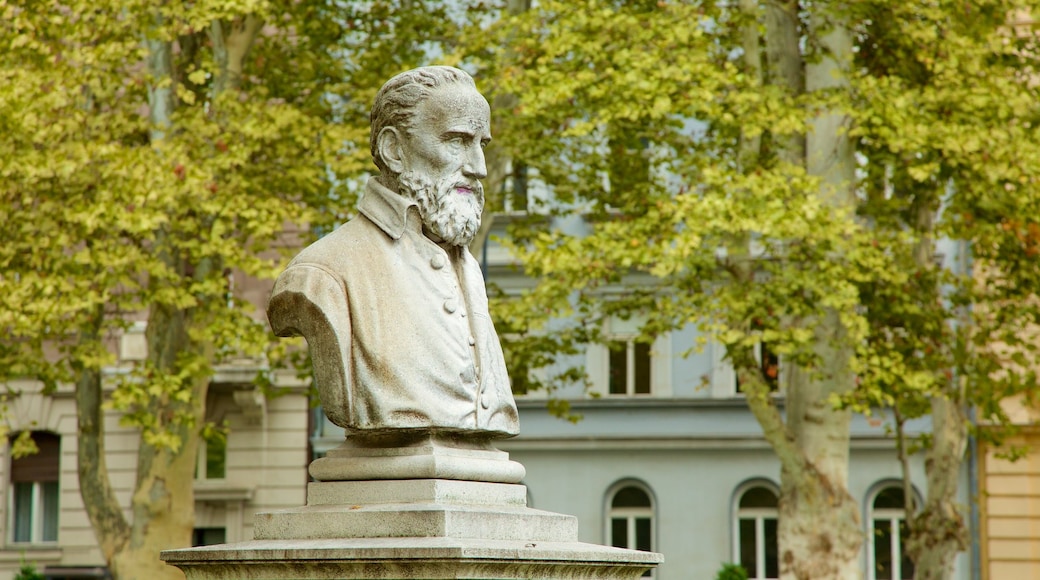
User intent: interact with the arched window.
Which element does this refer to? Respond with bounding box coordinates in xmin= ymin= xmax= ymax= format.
xmin=734 ymin=483 xmax=779 ymax=580
xmin=607 ymin=483 xmax=655 ymax=577
xmin=868 ymin=485 xmax=915 ymax=580
xmin=9 ymin=431 xmax=60 ymax=543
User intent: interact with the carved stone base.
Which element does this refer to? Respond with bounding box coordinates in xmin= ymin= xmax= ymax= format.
xmin=162 ymin=477 xmax=662 ymax=579
xmin=162 ymin=443 xmax=662 ymax=579
xmin=254 ymin=481 xmax=574 ymax=542
xmin=161 ymin=537 xmax=661 ymax=579
xmin=309 ymin=432 xmax=526 ymax=484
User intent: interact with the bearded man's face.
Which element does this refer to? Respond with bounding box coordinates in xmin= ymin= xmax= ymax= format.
xmin=394 ymin=84 xmax=490 ymax=246
xmin=398 ymin=170 xmax=484 ymax=247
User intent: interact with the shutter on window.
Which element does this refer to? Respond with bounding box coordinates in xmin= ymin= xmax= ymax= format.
xmin=10 ymin=432 xmax=60 ymax=482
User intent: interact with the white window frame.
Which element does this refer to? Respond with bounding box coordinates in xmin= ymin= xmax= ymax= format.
xmin=732 ymin=481 xmax=780 ymax=580
xmin=604 ymin=480 xmax=656 ymax=578
xmin=866 ymin=483 xmax=918 ymax=580
xmin=8 ymin=431 xmax=61 ymax=545
xmin=608 ymin=338 xmax=651 ymax=396
xmin=195 ymin=438 xmax=227 ymax=481
xmin=587 ymin=316 xmax=671 ymax=397
xmin=9 ymin=480 xmax=59 ymax=544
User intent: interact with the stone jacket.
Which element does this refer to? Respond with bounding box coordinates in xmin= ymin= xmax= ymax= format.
xmin=267 ymin=178 xmax=519 ymax=437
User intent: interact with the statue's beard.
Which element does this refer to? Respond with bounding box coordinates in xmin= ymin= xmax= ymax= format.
xmin=399 ymin=170 xmax=484 ymax=247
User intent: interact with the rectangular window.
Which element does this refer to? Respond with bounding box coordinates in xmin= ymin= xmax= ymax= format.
xmin=763 ymin=517 xmax=779 ymax=579
xmin=609 ymin=342 xmax=628 ymax=395
xmin=193 ymin=527 xmax=227 ymax=547
xmin=10 ymin=432 xmax=60 ymax=544
xmin=873 ymin=519 xmax=893 ymax=579
xmin=196 ymin=438 xmax=227 ymax=480
xmin=634 ymin=517 xmax=652 ymax=552
xmin=12 ymin=481 xmax=59 ymax=543
xmin=607 ymin=339 xmax=652 ymax=396
xmin=13 ymin=482 xmax=34 ymax=543
xmin=610 ymin=518 xmax=628 ymax=548
xmin=505 ymin=161 xmax=529 ymax=213
xmin=594 ymin=314 xmax=670 ymax=398
xmin=633 ymin=342 xmax=651 ymax=394
xmin=738 ymin=518 xmax=758 ymax=576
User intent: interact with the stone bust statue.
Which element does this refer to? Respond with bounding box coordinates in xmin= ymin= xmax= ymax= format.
xmin=267 ymin=66 xmax=519 ymax=439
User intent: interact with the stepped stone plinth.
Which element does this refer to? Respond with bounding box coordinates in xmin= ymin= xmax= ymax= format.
xmin=161 ymin=437 xmax=661 ymax=579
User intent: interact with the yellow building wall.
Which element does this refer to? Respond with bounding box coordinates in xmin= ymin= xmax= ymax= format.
xmin=982 ymin=430 xmax=1040 ymax=580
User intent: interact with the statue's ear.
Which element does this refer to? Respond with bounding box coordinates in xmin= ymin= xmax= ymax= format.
xmin=377 ymin=127 xmax=406 ymax=175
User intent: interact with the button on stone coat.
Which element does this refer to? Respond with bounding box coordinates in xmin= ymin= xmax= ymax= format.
xmin=267 ymin=178 xmax=520 ymax=437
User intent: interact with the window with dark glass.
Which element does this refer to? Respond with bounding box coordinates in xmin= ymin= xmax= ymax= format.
xmin=195 ymin=436 xmax=227 ymax=480
xmin=736 ymin=485 xmax=779 ymax=580
xmin=870 ymin=486 xmax=915 ymax=580
xmin=10 ymin=431 xmax=60 ymax=543
xmin=608 ymin=340 xmax=652 ymax=395
xmin=193 ymin=527 xmax=227 ymax=547
xmin=609 ymin=485 xmax=654 ymax=576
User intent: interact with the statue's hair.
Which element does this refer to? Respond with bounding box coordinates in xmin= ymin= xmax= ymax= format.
xmin=370 ymin=66 xmax=477 ymax=175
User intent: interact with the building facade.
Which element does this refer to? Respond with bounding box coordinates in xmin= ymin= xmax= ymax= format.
xmin=0 ymin=324 xmax=310 ymax=580
xmin=979 ymin=397 xmax=1040 ymax=580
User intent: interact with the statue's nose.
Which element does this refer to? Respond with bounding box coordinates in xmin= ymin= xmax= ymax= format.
xmin=463 ymin=145 xmax=487 ymax=180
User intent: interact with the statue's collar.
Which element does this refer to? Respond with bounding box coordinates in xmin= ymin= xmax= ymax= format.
xmin=358 ymin=177 xmax=420 ymax=241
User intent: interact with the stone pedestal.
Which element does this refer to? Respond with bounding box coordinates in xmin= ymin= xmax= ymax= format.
xmin=309 ymin=433 xmax=527 ymax=484
xmin=162 ymin=438 xmax=661 ymax=579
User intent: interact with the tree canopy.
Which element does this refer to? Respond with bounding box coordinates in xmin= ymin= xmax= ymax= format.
xmin=0 ymin=0 xmax=487 ymax=577
xmin=460 ymin=1 xmax=1040 ymax=578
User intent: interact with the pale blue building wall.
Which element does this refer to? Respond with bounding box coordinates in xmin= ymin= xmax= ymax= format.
xmin=500 ymin=399 xmax=971 ymax=580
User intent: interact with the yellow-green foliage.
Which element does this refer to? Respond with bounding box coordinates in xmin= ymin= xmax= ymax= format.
xmin=462 ymin=0 xmax=1040 ymax=432
xmin=0 ymin=0 xmax=488 ymax=443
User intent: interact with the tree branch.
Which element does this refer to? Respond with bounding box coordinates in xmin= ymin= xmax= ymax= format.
xmin=74 ymin=305 xmax=130 ymax=564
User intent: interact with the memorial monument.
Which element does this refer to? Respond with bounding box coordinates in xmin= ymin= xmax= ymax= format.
xmin=161 ymin=66 xmax=661 ymax=579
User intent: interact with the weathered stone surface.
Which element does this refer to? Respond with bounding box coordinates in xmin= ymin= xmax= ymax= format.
xmin=253 ymin=503 xmax=577 ymax=542
xmin=306 ymin=479 xmax=527 ymax=507
xmin=161 ymin=537 xmax=662 ymax=579
xmin=310 ymin=434 xmax=525 ymax=483
xmin=162 ymin=477 xmax=662 ymax=578
xmin=267 ymin=66 xmax=519 ymax=440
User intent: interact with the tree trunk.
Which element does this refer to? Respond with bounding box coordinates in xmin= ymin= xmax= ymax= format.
xmin=90 ymin=18 xmax=201 ymax=578
xmin=763 ymin=0 xmax=804 ymax=165
xmin=738 ymin=0 xmax=763 ymax=169
xmin=777 ymin=5 xmax=864 ymax=579
xmin=211 ymin=16 xmax=261 ymax=95
xmin=104 ymin=15 xmax=266 ymax=579
xmin=780 ymin=312 xmax=862 ymax=580
xmin=911 ymin=396 xmax=969 ymax=580
xmin=111 ymin=419 xmax=199 ymax=580
xmin=905 ymin=195 xmax=969 ymax=580
xmin=75 ymin=305 xmax=131 ymax=565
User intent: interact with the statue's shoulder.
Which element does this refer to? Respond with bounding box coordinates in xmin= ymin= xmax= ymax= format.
xmin=286 ymin=216 xmax=385 ymax=273
xmin=268 ymin=217 xmax=381 ymax=328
